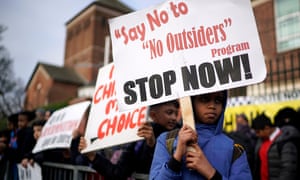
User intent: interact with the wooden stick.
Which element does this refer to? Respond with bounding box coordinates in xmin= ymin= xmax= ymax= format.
xmin=179 ymin=96 xmax=195 ymax=130
xmin=180 ymin=96 xmax=196 ymax=152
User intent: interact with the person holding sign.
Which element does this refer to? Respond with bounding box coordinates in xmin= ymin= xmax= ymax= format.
xmin=79 ymin=100 xmax=181 ymax=180
xmin=150 ymin=91 xmax=252 ymax=179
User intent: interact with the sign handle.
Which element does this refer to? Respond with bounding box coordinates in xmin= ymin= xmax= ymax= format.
xmin=179 ymin=96 xmax=196 ymax=152
xmin=179 ymin=96 xmax=195 ymax=130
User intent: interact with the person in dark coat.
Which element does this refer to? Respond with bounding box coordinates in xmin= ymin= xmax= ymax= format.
xmin=252 ymin=113 xmax=300 ymax=180
xmin=6 ymin=110 xmax=36 ymax=180
xmin=78 ymin=100 xmax=181 ymax=180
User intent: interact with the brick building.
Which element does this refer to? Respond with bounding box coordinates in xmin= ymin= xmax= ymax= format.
xmin=228 ymin=0 xmax=300 ymax=99
xmin=24 ymin=0 xmax=132 ymax=110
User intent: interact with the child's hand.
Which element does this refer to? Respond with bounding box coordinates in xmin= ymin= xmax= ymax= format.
xmin=21 ymin=158 xmax=29 ymax=168
xmin=173 ymin=124 xmax=197 ymax=161
xmin=78 ymin=137 xmax=96 ymax=161
xmin=137 ymin=122 xmax=155 ymax=148
xmin=186 ymin=143 xmax=216 ymax=179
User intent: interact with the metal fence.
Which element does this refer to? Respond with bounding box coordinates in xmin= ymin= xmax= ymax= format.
xmin=230 ymin=50 xmax=300 ymax=97
xmin=42 ymin=162 xmax=103 ymax=180
xmin=250 ymin=50 xmax=300 ymax=96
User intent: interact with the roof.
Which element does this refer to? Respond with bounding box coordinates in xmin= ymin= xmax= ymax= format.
xmin=26 ymin=62 xmax=87 ymax=90
xmin=95 ymin=0 xmax=133 ymax=13
xmin=66 ymin=0 xmax=133 ymax=25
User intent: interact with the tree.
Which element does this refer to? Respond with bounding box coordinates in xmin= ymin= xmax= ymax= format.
xmin=0 ymin=25 xmax=24 ymax=119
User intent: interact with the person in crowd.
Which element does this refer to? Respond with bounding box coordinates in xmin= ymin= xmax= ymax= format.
xmin=252 ymin=113 xmax=300 ymax=180
xmin=6 ymin=110 xmax=36 ymax=180
xmin=150 ymin=91 xmax=252 ymax=179
xmin=3 ymin=113 xmax=19 ymax=145
xmin=274 ymin=107 xmax=300 ymax=132
xmin=226 ymin=113 xmax=257 ymax=174
xmin=78 ymin=99 xmax=181 ymax=180
xmin=0 ymin=113 xmax=19 ymax=179
xmin=21 ymin=119 xmax=46 ymax=167
xmin=0 ymin=130 xmax=9 ymax=178
xmin=70 ymin=104 xmax=91 ymax=166
xmin=44 ymin=109 xmax=54 ymax=121
xmin=28 ymin=108 xmax=46 ymax=127
xmin=235 ymin=113 xmax=257 ymax=145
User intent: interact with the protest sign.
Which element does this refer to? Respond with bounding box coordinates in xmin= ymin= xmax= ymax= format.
xmin=82 ymin=63 xmax=147 ymax=153
xmin=18 ymin=163 xmax=42 ymax=180
xmin=32 ymin=101 xmax=91 ymax=153
xmin=109 ymin=0 xmax=266 ymax=111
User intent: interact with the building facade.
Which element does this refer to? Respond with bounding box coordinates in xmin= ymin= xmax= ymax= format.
xmin=224 ymin=0 xmax=300 ymax=131
xmin=24 ymin=0 xmax=132 ymax=110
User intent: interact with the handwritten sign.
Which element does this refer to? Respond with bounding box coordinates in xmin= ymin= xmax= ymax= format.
xmin=109 ymin=0 xmax=266 ymax=111
xmin=32 ymin=101 xmax=91 ymax=153
xmin=82 ymin=63 xmax=147 ymax=153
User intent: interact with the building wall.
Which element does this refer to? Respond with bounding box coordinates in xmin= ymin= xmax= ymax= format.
xmin=253 ymin=0 xmax=277 ymax=59
xmin=64 ymin=5 xmax=123 ymax=83
xmin=47 ymin=81 xmax=80 ymax=104
xmin=24 ymin=65 xmax=82 ymax=110
xmin=241 ymin=0 xmax=300 ymax=96
xmin=24 ymin=66 xmax=53 ymax=110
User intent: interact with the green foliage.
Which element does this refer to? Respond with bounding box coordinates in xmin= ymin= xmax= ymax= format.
xmin=42 ymin=100 xmax=69 ymax=112
xmin=0 ymin=117 xmax=8 ymax=131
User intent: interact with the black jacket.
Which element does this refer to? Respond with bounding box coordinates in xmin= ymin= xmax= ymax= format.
xmin=90 ymin=123 xmax=177 ymax=180
xmin=254 ymin=125 xmax=300 ymax=180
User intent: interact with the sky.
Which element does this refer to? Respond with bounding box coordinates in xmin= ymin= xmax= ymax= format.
xmin=0 ymin=0 xmax=164 ymax=85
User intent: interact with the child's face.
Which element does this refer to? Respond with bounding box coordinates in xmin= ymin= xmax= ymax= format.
xmin=193 ymin=92 xmax=224 ymax=124
xmin=18 ymin=114 xmax=29 ymax=129
xmin=254 ymin=126 xmax=271 ymax=140
xmin=33 ymin=125 xmax=43 ymax=140
xmin=150 ymin=104 xmax=179 ymax=130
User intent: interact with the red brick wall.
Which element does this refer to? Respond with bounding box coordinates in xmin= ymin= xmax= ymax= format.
xmin=24 ymin=66 xmax=81 ymax=110
xmin=64 ymin=6 xmax=114 ymax=83
xmin=253 ymin=0 xmax=277 ymax=59
xmin=252 ymin=0 xmax=300 ymax=85
xmin=47 ymin=81 xmax=80 ymax=104
xmin=24 ymin=67 xmax=53 ymax=110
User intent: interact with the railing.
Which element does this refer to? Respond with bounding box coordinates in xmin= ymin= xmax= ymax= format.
xmin=42 ymin=162 xmax=103 ymax=180
xmin=230 ymin=49 xmax=300 ymax=97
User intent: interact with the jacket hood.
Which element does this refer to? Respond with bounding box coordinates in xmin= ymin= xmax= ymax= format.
xmin=277 ymin=125 xmax=300 ymax=142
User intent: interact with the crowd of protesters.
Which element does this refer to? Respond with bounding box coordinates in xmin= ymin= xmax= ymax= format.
xmin=0 ymin=97 xmax=300 ymax=179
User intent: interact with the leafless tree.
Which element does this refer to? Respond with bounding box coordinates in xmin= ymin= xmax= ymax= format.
xmin=0 ymin=25 xmax=24 ymax=119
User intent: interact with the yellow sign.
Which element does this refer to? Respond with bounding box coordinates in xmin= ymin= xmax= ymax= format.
xmin=224 ymin=99 xmax=300 ymax=132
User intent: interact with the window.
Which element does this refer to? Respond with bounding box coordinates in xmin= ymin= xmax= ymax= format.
xmin=275 ymin=0 xmax=300 ymax=52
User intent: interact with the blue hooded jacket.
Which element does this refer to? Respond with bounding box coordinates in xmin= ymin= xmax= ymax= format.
xmin=150 ymin=92 xmax=252 ymax=180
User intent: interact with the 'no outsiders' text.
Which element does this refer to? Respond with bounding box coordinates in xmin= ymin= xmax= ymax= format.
xmin=113 ymin=1 xmax=241 ymax=59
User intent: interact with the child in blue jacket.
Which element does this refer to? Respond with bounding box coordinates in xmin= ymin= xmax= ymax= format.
xmin=150 ymin=91 xmax=252 ymax=179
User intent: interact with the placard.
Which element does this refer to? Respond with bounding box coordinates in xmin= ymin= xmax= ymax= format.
xmin=32 ymin=101 xmax=91 ymax=153
xmin=82 ymin=63 xmax=147 ymax=153
xmin=109 ymin=0 xmax=266 ymax=111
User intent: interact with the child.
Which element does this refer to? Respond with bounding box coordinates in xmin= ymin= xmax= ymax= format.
xmin=150 ymin=91 xmax=252 ymax=179
xmin=21 ymin=119 xmax=46 ymax=167
xmin=79 ymin=100 xmax=181 ymax=180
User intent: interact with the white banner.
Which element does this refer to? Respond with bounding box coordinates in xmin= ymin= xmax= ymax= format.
xmin=17 ymin=163 xmax=42 ymax=180
xmin=32 ymin=101 xmax=91 ymax=153
xmin=82 ymin=63 xmax=147 ymax=153
xmin=109 ymin=0 xmax=266 ymax=111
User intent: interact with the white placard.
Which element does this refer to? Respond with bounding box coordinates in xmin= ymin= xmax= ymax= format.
xmin=109 ymin=0 xmax=266 ymax=111
xmin=82 ymin=63 xmax=147 ymax=153
xmin=17 ymin=163 xmax=42 ymax=180
xmin=32 ymin=101 xmax=91 ymax=153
